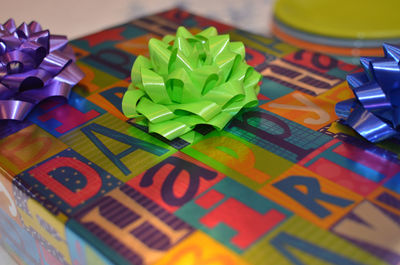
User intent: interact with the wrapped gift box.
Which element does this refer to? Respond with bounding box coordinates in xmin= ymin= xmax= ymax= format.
xmin=0 ymin=8 xmax=399 ymax=265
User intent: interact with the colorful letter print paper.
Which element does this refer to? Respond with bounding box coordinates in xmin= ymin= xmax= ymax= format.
xmin=0 ymin=8 xmax=400 ymax=265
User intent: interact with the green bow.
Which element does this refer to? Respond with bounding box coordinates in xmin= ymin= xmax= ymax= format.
xmin=122 ymin=26 xmax=261 ymax=141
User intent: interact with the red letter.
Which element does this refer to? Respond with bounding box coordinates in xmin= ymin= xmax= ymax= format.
xmin=29 ymin=157 xmax=101 ymax=207
xmin=200 ymin=198 xmax=286 ymax=249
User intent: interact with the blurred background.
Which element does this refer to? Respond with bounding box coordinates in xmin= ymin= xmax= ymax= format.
xmin=0 ymin=0 xmax=275 ymax=39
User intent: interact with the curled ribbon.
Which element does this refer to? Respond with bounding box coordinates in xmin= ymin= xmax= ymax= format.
xmin=122 ymin=26 xmax=261 ymax=140
xmin=335 ymin=43 xmax=400 ymax=142
xmin=0 ymin=19 xmax=84 ymax=120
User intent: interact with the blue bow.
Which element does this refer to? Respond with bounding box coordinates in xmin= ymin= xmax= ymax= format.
xmin=335 ymin=43 xmax=400 ymax=142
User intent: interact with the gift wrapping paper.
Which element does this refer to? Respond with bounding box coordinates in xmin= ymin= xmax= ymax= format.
xmin=0 ymin=8 xmax=400 ymax=265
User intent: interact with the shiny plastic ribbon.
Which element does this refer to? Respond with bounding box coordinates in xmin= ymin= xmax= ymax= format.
xmin=0 ymin=19 xmax=84 ymax=120
xmin=335 ymin=43 xmax=400 ymax=142
xmin=122 ymin=26 xmax=261 ymax=140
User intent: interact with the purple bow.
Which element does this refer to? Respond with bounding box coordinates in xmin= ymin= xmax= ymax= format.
xmin=0 ymin=19 xmax=84 ymax=120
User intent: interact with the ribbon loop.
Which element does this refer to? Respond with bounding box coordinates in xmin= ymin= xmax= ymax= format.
xmin=28 ymin=30 xmax=50 ymax=47
xmin=40 ymin=50 xmax=70 ymax=74
xmin=371 ymin=58 xmax=400 ymax=90
xmin=141 ymin=68 xmax=171 ymax=104
xmin=354 ymin=81 xmax=391 ymax=110
xmin=122 ymin=26 xmax=261 ymax=140
xmin=383 ymin=43 xmax=400 ymax=63
xmin=28 ymin=21 xmax=42 ymax=33
xmin=3 ymin=19 xmax=16 ymax=33
xmin=0 ymin=19 xmax=84 ymax=121
xmin=347 ymin=106 xmax=397 ymax=142
xmin=17 ymin=22 xmax=29 ymax=39
xmin=49 ymin=35 xmax=68 ymax=52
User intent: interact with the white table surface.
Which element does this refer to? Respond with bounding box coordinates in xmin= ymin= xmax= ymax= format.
xmin=0 ymin=0 xmax=274 ymax=264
